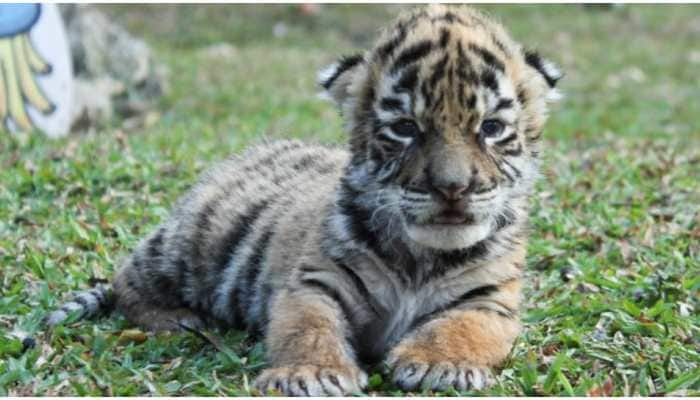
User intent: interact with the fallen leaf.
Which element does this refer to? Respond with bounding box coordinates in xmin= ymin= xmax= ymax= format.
xmin=588 ymin=376 xmax=614 ymax=396
xmin=118 ymin=329 xmax=147 ymax=345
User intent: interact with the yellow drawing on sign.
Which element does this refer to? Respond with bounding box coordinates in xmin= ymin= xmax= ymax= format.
xmin=0 ymin=4 xmax=54 ymax=132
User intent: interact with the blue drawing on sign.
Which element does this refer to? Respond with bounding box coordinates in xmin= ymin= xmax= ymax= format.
xmin=0 ymin=4 xmax=41 ymax=37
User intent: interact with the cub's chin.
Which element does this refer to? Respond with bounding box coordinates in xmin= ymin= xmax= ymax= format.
xmin=404 ymin=219 xmax=493 ymax=251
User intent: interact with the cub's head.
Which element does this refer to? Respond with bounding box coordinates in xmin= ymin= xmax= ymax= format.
xmin=321 ymin=5 xmax=562 ymax=251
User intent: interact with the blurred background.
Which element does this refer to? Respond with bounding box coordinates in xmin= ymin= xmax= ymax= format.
xmin=1 ymin=4 xmax=698 ymax=396
xmin=103 ymin=4 xmax=700 ymax=142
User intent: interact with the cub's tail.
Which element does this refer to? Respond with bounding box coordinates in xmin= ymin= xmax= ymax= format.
xmin=44 ymin=284 xmax=115 ymax=327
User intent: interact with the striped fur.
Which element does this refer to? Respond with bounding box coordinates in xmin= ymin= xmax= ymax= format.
xmin=45 ymin=284 xmax=113 ymax=326
xmin=47 ymin=5 xmax=561 ymax=396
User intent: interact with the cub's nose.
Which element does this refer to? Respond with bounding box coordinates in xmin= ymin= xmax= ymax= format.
xmin=432 ymin=182 xmax=469 ymax=202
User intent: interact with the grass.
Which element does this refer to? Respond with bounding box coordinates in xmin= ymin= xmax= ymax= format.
xmin=1 ymin=4 xmax=699 ymax=396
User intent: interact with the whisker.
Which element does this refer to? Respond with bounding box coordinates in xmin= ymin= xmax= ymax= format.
xmin=401 ymin=195 xmax=431 ymax=202
xmin=470 ymin=196 xmax=497 ymax=203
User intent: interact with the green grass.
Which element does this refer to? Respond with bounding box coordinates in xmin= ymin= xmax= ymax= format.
xmin=1 ymin=4 xmax=699 ymax=396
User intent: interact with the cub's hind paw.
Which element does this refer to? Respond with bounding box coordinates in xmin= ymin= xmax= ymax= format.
xmin=387 ymin=357 xmax=493 ymax=392
xmin=254 ymin=365 xmax=367 ymax=396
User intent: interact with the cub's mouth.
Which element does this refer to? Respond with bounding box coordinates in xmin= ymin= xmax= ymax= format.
xmin=403 ymin=207 xmax=478 ymax=228
xmin=428 ymin=210 xmax=476 ymax=226
xmin=403 ymin=207 xmax=492 ymax=250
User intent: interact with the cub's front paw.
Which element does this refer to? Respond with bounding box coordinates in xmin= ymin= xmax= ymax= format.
xmin=387 ymin=355 xmax=493 ymax=392
xmin=254 ymin=365 xmax=368 ymax=396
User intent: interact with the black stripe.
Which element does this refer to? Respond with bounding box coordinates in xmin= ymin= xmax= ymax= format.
xmin=495 ymin=160 xmax=515 ymax=182
xmin=421 ymin=80 xmax=432 ymax=108
xmin=234 ymin=226 xmax=275 ymax=322
xmin=173 ymin=258 xmax=187 ymax=301
xmin=192 ymin=199 xmax=217 ymax=267
xmin=439 ymin=28 xmax=450 ymax=48
xmin=377 ymin=24 xmax=408 ymax=61
xmin=495 ymin=208 xmax=516 ymax=231
xmin=431 ymin=92 xmax=445 ymax=112
xmin=73 ymin=296 xmax=89 ymax=309
xmin=331 ymin=258 xmax=383 ymax=317
xmin=320 ymin=54 xmax=364 ymax=89
xmin=504 ymin=144 xmax=524 ymax=157
xmin=151 ymin=274 xmax=181 ymax=303
xmin=129 ymin=254 xmax=153 ymax=293
xmin=368 ymin=144 xmax=386 ymax=164
xmin=429 ymin=54 xmax=449 ymax=88
xmin=494 ymin=132 xmax=517 ymax=146
xmin=380 ymin=97 xmax=404 ymax=112
xmin=300 ymin=278 xmax=354 ymax=321
xmin=391 ymin=40 xmax=433 ymax=72
xmin=480 ymin=69 xmax=499 ymax=93
xmin=516 ymin=86 xmax=528 ymax=106
xmin=431 ymin=11 xmax=466 ymax=25
xmin=290 ymin=154 xmax=320 ymax=172
xmin=394 ymin=65 xmax=419 ymax=93
xmin=502 ymin=158 xmax=522 ymax=177
xmin=474 ymin=177 xmax=498 ymax=194
xmin=491 ymin=34 xmax=510 ymax=56
xmin=436 ymin=240 xmax=489 ymax=271
xmin=456 ymin=42 xmax=477 ymax=85
xmin=135 ymin=231 xmax=181 ymax=305
xmin=447 ymin=64 xmax=456 ymax=89
xmin=244 ymin=142 xmax=305 ymax=174
xmin=466 ymin=94 xmax=477 ymax=110
xmin=147 ymin=228 xmax=165 ymax=259
xmin=212 ymin=200 xmax=270 ymax=272
xmin=125 ymin=268 xmax=139 ymax=290
xmin=375 ymin=159 xmax=400 ymax=183
xmin=465 ymin=172 xmax=480 ymax=195
xmin=494 ymin=98 xmax=514 ymax=112
xmin=456 ymin=43 xmax=481 ymax=86
xmin=458 ymin=82 xmax=466 ymax=107
xmin=338 ymin=179 xmax=381 ymax=254
xmin=526 ymin=124 xmax=542 ymax=142
xmin=468 ymin=43 xmax=505 ymax=72
xmin=88 ymin=288 xmax=104 ymax=304
xmin=299 ymin=264 xmax=322 ymax=274
xmin=376 ymin=133 xmax=408 ymax=148
xmin=198 ymin=201 xmax=218 ymax=231
xmin=524 ymin=50 xmax=559 ymax=88
xmin=454 ymin=285 xmax=499 ymax=303
xmin=456 ymin=41 xmax=468 ymax=64
xmin=411 ymin=285 xmax=499 ymax=329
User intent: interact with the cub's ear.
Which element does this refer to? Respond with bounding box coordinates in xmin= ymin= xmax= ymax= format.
xmin=524 ymin=50 xmax=563 ymax=102
xmin=318 ymin=54 xmax=367 ymax=112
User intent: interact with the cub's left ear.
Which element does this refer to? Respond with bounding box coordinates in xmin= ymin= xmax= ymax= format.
xmin=524 ymin=50 xmax=563 ymax=101
xmin=318 ymin=54 xmax=367 ymax=113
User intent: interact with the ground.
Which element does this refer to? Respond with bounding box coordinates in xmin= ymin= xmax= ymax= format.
xmin=1 ymin=4 xmax=699 ymax=396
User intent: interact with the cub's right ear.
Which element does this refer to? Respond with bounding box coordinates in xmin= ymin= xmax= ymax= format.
xmin=318 ymin=54 xmax=367 ymax=113
xmin=524 ymin=50 xmax=563 ymax=102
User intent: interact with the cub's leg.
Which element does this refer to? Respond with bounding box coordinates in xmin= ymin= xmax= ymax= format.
xmin=387 ymin=280 xmax=522 ymax=392
xmin=254 ymin=288 xmax=367 ymax=396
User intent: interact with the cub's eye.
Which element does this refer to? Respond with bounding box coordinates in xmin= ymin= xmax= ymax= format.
xmin=480 ymin=119 xmax=505 ymax=138
xmin=390 ymin=120 xmax=420 ymax=138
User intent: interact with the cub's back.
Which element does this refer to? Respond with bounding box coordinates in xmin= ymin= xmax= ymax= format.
xmin=113 ymin=140 xmax=349 ymax=329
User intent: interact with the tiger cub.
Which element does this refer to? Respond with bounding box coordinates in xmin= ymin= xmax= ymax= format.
xmin=47 ymin=4 xmax=561 ymax=395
